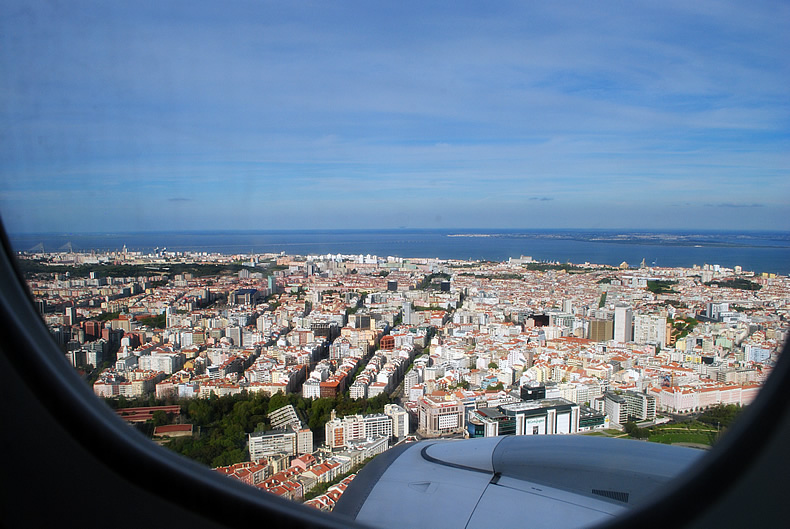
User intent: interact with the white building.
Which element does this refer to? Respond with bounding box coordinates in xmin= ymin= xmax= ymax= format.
xmin=248 ymin=429 xmax=297 ymax=461
xmin=633 ymin=313 xmax=666 ymax=347
xmin=349 ymin=380 xmax=368 ymax=399
xmin=499 ymin=399 xmax=580 ymax=436
xmin=296 ymin=427 xmax=314 ymax=455
xmin=324 ymin=412 xmax=394 ymax=450
xmin=603 ymin=393 xmax=629 ymax=426
xmin=302 ymin=379 xmax=321 ymax=399
xmin=384 ymin=404 xmax=410 ymax=439
xmin=623 ymin=390 xmax=657 ymax=421
xmin=614 ymin=305 xmax=633 ymax=343
xmin=269 ymin=405 xmax=300 ymax=429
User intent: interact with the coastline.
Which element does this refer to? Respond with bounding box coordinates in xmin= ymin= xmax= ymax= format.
xmin=9 ymin=228 xmax=790 ymax=276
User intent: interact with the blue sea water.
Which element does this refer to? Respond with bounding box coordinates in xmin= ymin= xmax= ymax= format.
xmin=9 ymin=229 xmax=790 ymax=276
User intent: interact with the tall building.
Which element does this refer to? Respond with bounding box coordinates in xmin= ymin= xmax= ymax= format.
xmin=229 ymin=288 xmax=258 ymax=305
xmin=227 ymin=326 xmax=242 ymax=347
xmin=352 ymin=313 xmax=371 ymax=330
xmin=260 ymin=405 xmax=313 ymax=456
xmin=248 ymin=429 xmax=297 ymax=461
xmin=588 ymin=319 xmax=613 ymax=342
xmin=706 ymin=302 xmax=729 ymax=321
xmin=296 ymin=428 xmax=313 ymax=455
xmin=623 ymin=391 xmax=657 ymax=422
xmin=384 ymin=404 xmax=409 ymax=439
xmin=633 ymin=314 xmax=666 ymax=347
xmin=614 ymin=305 xmax=633 ymax=343
xmin=562 ymin=299 xmax=574 ymax=313
xmin=603 ymin=393 xmax=629 ymax=426
xmin=65 ymin=304 xmax=77 ymax=326
xmin=603 ymin=391 xmax=656 ymax=425
xmin=84 ymin=320 xmax=102 ymax=341
xmin=403 ymin=301 xmax=413 ymax=326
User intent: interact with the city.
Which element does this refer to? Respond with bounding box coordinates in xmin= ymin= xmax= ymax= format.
xmin=2 ymin=1 xmax=789 ymax=527
xmin=19 ymin=247 xmax=787 ymax=513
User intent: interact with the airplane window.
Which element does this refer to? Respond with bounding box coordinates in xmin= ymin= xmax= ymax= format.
xmin=1 ymin=2 xmax=788 ymax=529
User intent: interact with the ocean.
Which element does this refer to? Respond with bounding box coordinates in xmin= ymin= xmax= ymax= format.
xmin=9 ymin=229 xmax=790 ymax=276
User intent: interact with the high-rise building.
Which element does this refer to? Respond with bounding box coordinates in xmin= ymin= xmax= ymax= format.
xmin=384 ymin=404 xmax=409 ymax=439
xmin=588 ymin=319 xmax=613 ymax=342
xmin=562 ymin=300 xmax=574 ymax=314
xmin=248 ymin=429 xmax=297 ymax=461
xmin=296 ymin=428 xmax=313 ymax=455
xmin=706 ymin=302 xmax=729 ymax=321
xmin=633 ymin=313 xmax=667 ymax=347
xmin=227 ymin=326 xmax=242 ymax=347
xmin=603 ymin=393 xmax=629 ymax=426
xmin=65 ymin=304 xmax=77 ymax=326
xmin=352 ymin=313 xmax=371 ymax=330
xmin=623 ymin=391 xmax=657 ymax=422
xmin=84 ymin=320 xmax=102 ymax=341
xmin=614 ymin=305 xmax=633 ymax=343
xmin=403 ymin=301 xmax=413 ymax=326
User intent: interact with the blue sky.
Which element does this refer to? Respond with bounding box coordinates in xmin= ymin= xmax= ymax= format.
xmin=1 ymin=1 xmax=788 ymax=232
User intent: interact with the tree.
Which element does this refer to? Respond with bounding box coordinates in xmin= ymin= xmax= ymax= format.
xmin=450 ymin=380 xmax=470 ymax=390
xmin=699 ymin=404 xmax=743 ymax=429
xmin=488 ymin=361 xmax=498 ymax=369
xmin=647 ymin=280 xmax=677 ymax=294
xmin=598 ymin=292 xmax=607 ymax=308
xmin=633 ymin=427 xmax=650 ymax=439
xmin=268 ymin=392 xmax=289 ymax=413
xmin=211 ymin=448 xmax=247 ymax=468
xmin=152 ymin=410 xmax=168 ymax=426
xmin=624 ymin=420 xmax=650 ymax=439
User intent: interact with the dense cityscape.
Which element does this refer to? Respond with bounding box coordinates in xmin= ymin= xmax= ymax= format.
xmin=20 ymin=246 xmax=788 ymax=511
xmin=2 ymin=0 xmax=788 ymax=526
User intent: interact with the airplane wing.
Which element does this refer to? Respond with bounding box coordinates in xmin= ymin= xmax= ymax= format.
xmin=334 ymin=435 xmax=702 ymax=529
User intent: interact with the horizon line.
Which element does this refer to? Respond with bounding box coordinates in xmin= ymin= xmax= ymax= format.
xmin=9 ymin=227 xmax=790 ymax=237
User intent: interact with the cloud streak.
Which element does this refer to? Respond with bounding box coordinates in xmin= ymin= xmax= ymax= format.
xmin=706 ymin=203 xmax=766 ymax=208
